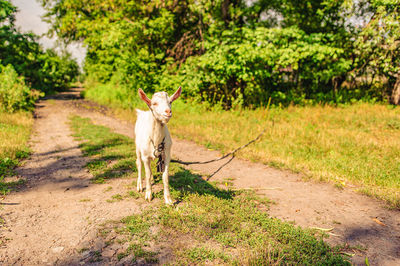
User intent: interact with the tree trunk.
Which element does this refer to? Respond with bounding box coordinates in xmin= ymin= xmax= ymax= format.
xmin=390 ymin=75 xmax=400 ymax=105
xmin=221 ymin=0 xmax=230 ymax=26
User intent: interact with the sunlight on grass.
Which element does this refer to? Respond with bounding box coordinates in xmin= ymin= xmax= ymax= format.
xmin=69 ymin=115 xmax=349 ymax=265
xmin=0 ymin=111 xmax=32 ymax=194
xmin=69 ymin=116 xmax=137 ymax=183
xmin=167 ymin=102 xmax=400 ymax=208
xmin=86 ymin=93 xmax=400 ymax=209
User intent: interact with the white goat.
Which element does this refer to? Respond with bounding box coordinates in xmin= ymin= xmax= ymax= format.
xmin=135 ymin=87 xmax=182 ymax=205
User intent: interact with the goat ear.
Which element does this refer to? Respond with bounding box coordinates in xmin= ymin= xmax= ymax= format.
xmin=169 ymin=86 xmax=182 ymax=103
xmin=138 ymin=88 xmax=151 ymax=107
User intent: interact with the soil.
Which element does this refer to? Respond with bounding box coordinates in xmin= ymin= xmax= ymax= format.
xmin=1 ymin=88 xmax=399 ymax=265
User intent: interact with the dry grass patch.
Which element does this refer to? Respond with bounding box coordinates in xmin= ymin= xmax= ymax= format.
xmin=0 ymin=111 xmax=33 ymax=158
xmin=168 ymin=102 xmax=400 ymax=208
xmin=0 ymin=111 xmax=33 ymax=194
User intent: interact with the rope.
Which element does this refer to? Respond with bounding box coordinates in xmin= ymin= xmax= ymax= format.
xmin=171 ymin=97 xmax=273 ymax=166
xmin=170 ymin=122 xmax=273 ymax=165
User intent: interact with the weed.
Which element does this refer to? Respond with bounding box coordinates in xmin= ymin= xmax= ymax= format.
xmin=79 ymin=198 xmax=92 ymax=202
xmin=107 ymin=194 xmax=123 ymax=203
xmin=175 ymin=246 xmax=231 ymax=264
xmin=127 ymin=190 xmax=141 ymax=199
xmin=89 ymin=250 xmax=102 ymax=262
xmin=69 ymin=116 xmax=136 ymax=184
xmin=117 ymin=252 xmax=128 ymax=261
xmin=103 ymin=186 xmax=113 ymax=192
xmin=78 ymin=248 xmax=89 ymax=253
xmin=128 ymin=243 xmax=158 ymax=263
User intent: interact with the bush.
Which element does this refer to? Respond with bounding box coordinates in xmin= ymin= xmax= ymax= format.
xmin=0 ymin=64 xmax=42 ymax=112
xmin=159 ymin=27 xmax=352 ymax=108
xmin=0 ymin=0 xmax=79 ymax=94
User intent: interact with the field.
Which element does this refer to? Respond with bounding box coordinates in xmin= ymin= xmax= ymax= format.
xmin=84 ymin=86 xmax=400 ymax=209
xmin=0 ymin=111 xmax=33 ymax=194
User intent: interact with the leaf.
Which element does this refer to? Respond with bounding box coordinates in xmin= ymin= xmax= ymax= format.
xmin=372 ymin=218 xmax=386 ymax=226
xmin=310 ymin=227 xmax=334 ymax=232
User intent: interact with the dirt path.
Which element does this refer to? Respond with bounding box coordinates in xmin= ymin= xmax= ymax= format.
xmin=1 ymin=88 xmax=400 ymax=265
xmin=0 ymin=91 xmax=144 ymax=265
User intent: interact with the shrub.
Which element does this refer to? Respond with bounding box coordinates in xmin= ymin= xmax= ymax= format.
xmin=0 ymin=64 xmax=42 ymax=112
xmin=159 ymin=27 xmax=352 ymax=108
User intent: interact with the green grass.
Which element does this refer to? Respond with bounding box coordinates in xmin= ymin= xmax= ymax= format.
xmin=0 ymin=111 xmax=32 ymax=194
xmin=69 ymin=114 xmax=349 ymax=265
xmin=69 ymin=116 xmax=137 ymax=183
xmin=85 ymin=86 xmax=400 ymax=209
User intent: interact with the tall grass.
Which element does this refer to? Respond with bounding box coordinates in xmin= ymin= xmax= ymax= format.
xmin=0 ymin=111 xmax=33 ymax=194
xmin=84 ymin=84 xmax=400 ymax=208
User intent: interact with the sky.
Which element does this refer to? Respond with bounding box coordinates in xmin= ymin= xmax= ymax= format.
xmin=10 ymin=0 xmax=86 ymax=67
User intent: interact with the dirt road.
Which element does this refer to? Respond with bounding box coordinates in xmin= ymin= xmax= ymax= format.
xmin=1 ymin=89 xmax=399 ymax=265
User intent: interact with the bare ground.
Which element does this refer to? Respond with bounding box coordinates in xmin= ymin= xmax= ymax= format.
xmin=1 ymin=88 xmax=399 ymax=265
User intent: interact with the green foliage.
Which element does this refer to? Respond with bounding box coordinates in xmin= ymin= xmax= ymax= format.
xmin=0 ymin=0 xmax=79 ymax=94
xmin=82 ymin=81 xmax=141 ymax=110
xmin=42 ymin=0 xmax=400 ymax=107
xmin=353 ymin=0 xmax=400 ymax=99
xmin=160 ymin=27 xmax=352 ymax=108
xmin=277 ymin=0 xmax=350 ymax=34
xmin=0 ymin=64 xmax=42 ymax=112
xmin=38 ymin=50 xmax=80 ymax=92
xmin=0 ymin=0 xmax=16 ymax=23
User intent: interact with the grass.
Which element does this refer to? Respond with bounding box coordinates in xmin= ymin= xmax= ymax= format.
xmin=169 ymin=102 xmax=400 ymax=208
xmin=85 ymin=86 xmax=400 ymax=209
xmin=69 ymin=114 xmax=349 ymax=265
xmin=69 ymin=116 xmax=137 ymax=184
xmin=0 ymin=111 xmax=33 ymax=195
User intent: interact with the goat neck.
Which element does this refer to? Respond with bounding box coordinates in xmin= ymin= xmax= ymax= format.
xmin=149 ymin=109 xmax=166 ymax=147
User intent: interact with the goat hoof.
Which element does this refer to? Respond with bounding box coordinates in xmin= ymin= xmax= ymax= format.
xmin=145 ymin=191 xmax=152 ymax=201
xmin=137 ymin=186 xmax=143 ymax=192
xmin=164 ymin=197 xmax=173 ymax=205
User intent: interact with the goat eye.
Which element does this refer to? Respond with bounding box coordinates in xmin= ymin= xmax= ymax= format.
xmin=152 ymin=102 xmax=158 ymax=106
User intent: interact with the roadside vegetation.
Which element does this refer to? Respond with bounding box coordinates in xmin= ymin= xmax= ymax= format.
xmin=84 ymin=88 xmax=400 ymax=209
xmin=0 ymin=0 xmax=79 ymax=194
xmin=0 ymin=111 xmax=32 ymax=194
xmin=70 ymin=115 xmax=350 ymax=265
xmin=42 ymin=0 xmax=400 ymax=107
xmin=0 ymin=0 xmax=79 ymax=94
xmin=169 ymin=102 xmax=400 ymax=209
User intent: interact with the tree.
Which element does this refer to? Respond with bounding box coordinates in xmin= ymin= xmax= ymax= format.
xmin=40 ymin=0 xmax=399 ymax=106
xmin=352 ymin=0 xmax=400 ymax=104
xmin=0 ymin=0 xmax=79 ymax=92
